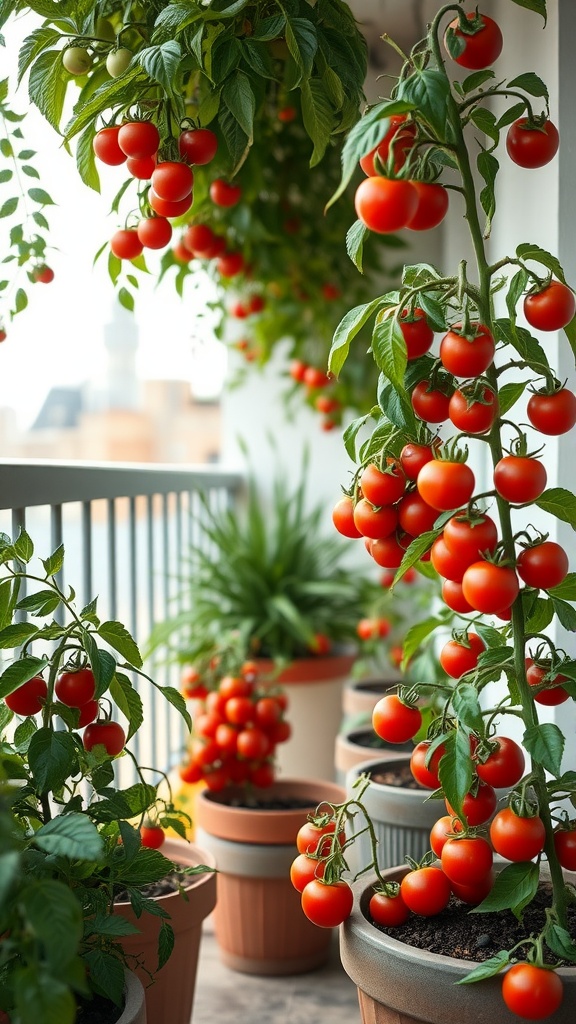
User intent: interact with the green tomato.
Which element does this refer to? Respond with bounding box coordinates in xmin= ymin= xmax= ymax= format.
xmin=106 ymin=48 xmax=132 ymax=77
xmin=62 ymin=46 xmax=93 ymax=75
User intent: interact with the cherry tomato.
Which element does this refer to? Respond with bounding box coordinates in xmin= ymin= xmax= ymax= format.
xmin=400 ymin=867 xmax=451 ymax=916
xmin=140 ymin=824 xmax=165 ymax=849
xmin=476 ymin=736 xmax=525 ymax=788
xmin=446 ymin=781 xmax=497 ymax=827
xmin=372 ymin=694 xmax=422 ymax=743
xmin=525 ymin=660 xmax=569 ymax=705
xmin=439 ymin=323 xmax=495 ymax=377
xmin=210 ymin=179 xmax=242 ymax=207
xmin=399 ymin=308 xmax=434 ymax=359
xmin=278 ymin=105 xmax=297 ymax=123
xmin=332 ymin=496 xmax=362 ymax=539
xmin=83 ymin=720 xmax=126 ymax=756
xmin=33 ymin=265 xmax=54 ymax=283
xmin=110 ymin=229 xmax=144 ymax=260
xmin=410 ymin=741 xmax=446 ymax=789
xmin=493 ymin=455 xmax=547 ymax=503
xmin=444 ymin=12 xmax=503 ymax=69
xmin=430 ymin=815 xmax=463 ymax=858
xmin=430 ymin=535 xmax=474 ymax=583
xmin=553 ymin=828 xmax=576 ymax=870
xmin=443 ymin=512 xmax=498 ymax=564
xmin=502 ymin=963 xmax=563 ymax=1020
xmin=106 ymin=47 xmax=132 ymax=78
xmin=359 ymin=115 xmax=416 ymax=175
xmin=151 ymin=161 xmax=194 ymax=203
xmin=290 ymin=853 xmax=325 ymax=892
xmin=303 ymin=366 xmax=330 ymax=389
xmin=441 ymin=579 xmax=474 ymax=613
xmin=411 ymin=382 xmax=451 ymax=423
xmin=301 ymin=879 xmax=353 ymax=927
xmin=77 ymin=699 xmax=99 ymax=728
xmin=417 ymin=459 xmax=476 ymax=512
xmin=353 ymin=499 xmax=398 ymax=540
xmin=400 ymin=443 xmax=438 ymax=480
xmin=184 ymin=224 xmax=215 ymax=256
xmin=406 ymin=182 xmax=449 ymax=231
xmin=439 ymin=632 xmax=485 ymax=678
xmin=398 ymin=491 xmax=438 ymax=537
xmin=450 ymin=870 xmax=495 ymax=906
xmin=55 ymin=667 xmax=96 ymax=708
xmin=179 ymin=760 xmax=203 ymax=784
xmin=360 ymin=462 xmax=405 ymax=506
xmin=149 ymin=190 xmax=193 ymax=218
xmin=216 ymin=251 xmax=245 ymax=277
xmin=370 ymin=533 xmax=410 ymax=568
xmin=369 ymin=889 xmax=411 ymax=927
xmin=178 ymin=128 xmax=218 ymax=165
xmin=93 ymin=126 xmax=127 ymax=166
xmin=524 ymin=280 xmax=575 ymax=330
xmin=354 ymin=177 xmax=418 ymax=233
xmin=126 ymin=155 xmax=156 ymax=179
xmin=137 ymin=216 xmax=173 ymax=250
xmin=62 ymin=46 xmax=92 ymax=75
xmin=527 ymin=388 xmax=576 ymax=435
xmin=449 ymin=385 xmax=499 ymax=434
xmin=118 ymin=121 xmax=160 ymax=159
xmin=5 ymin=675 xmax=47 ymax=716
xmin=506 ymin=118 xmax=560 ymax=169
xmin=461 ymin=561 xmax=519 ymax=615
xmin=296 ymin=820 xmax=345 ymax=857
xmin=517 ymin=541 xmax=569 ymax=590
xmin=441 ymin=836 xmax=493 ymax=886
xmin=490 ymin=807 xmax=546 ymax=861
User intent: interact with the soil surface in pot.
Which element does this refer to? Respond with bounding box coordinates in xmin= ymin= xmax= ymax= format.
xmin=76 ymin=993 xmax=123 ymax=1024
xmin=115 ymin=868 xmax=198 ymax=902
xmin=370 ymin=882 xmax=576 ymax=965
xmin=350 ymin=730 xmax=413 ymax=754
xmin=206 ymin=793 xmax=316 ymax=811
xmin=368 ymin=763 xmax=423 ymax=790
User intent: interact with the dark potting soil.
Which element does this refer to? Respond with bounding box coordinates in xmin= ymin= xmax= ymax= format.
xmin=115 ymin=868 xmax=192 ymax=903
xmin=351 ymin=729 xmax=413 ymax=754
xmin=370 ymin=882 xmax=576 ymax=966
xmin=369 ymin=763 xmax=423 ymax=790
xmin=76 ymin=993 xmax=122 ymax=1024
xmin=224 ymin=795 xmax=317 ymax=811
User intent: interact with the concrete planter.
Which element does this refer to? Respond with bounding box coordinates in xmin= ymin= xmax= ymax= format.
xmin=195 ymin=778 xmax=345 ymax=975
xmin=117 ymin=971 xmax=147 ymax=1024
xmin=341 ymin=867 xmax=576 ymax=1024
xmin=114 ymin=838 xmax=216 ymax=1024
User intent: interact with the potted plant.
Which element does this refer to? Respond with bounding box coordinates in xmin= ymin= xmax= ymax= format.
xmin=148 ymin=460 xmax=380 ymax=781
xmin=290 ymin=1 xmax=576 ymax=1021
xmin=0 ymin=530 xmax=216 ymax=1024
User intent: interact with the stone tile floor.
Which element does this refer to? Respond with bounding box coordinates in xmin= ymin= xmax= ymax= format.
xmin=192 ymin=918 xmax=361 ymax=1024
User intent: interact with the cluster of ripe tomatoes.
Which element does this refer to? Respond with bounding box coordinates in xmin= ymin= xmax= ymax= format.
xmin=178 ymin=662 xmax=291 ymax=792
xmin=93 ymin=121 xmax=246 ymax=278
xmin=287 ymin=358 xmax=343 ymax=431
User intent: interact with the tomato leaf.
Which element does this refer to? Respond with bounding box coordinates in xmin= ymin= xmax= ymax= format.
xmin=83 ymin=950 xmax=125 ymax=1009
xmin=75 ymin=122 xmax=100 ymax=193
xmin=28 ymin=50 xmax=67 ymax=134
xmin=508 ymin=72 xmax=549 ymax=101
xmin=34 ymin=812 xmax=104 ymax=860
xmin=551 ymin=597 xmax=576 ymax=631
xmin=562 ymin=313 xmax=576 ymax=368
xmin=498 ymin=380 xmax=527 ymax=414
xmin=109 ymin=672 xmax=144 ymax=741
xmin=158 ymin=920 xmax=175 ymax=971
xmin=438 ymin=728 xmax=474 ymax=819
xmin=546 ymin=924 xmax=576 ymax=964
xmin=507 ymin=0 xmax=547 ymax=23
xmin=372 ymin=311 xmax=406 ymax=391
xmin=41 ymin=544 xmax=64 ymax=579
xmin=549 ymin=573 xmax=576 ymax=601
xmin=505 ymin=268 xmax=529 ymax=322
xmin=524 ymin=595 xmax=555 ymax=632
xmin=401 ymin=614 xmax=447 ymax=663
xmin=494 ymin=318 xmax=549 ymax=373
xmin=496 ymin=101 xmax=528 ymax=130
xmin=470 ymin=861 xmax=540 ymax=917
xmin=477 ymin=149 xmax=499 ymax=237
xmin=398 ymin=70 xmax=450 ymax=138
xmin=456 ymin=951 xmax=511 ymax=984
xmin=0 ymin=655 xmax=48 ymax=698
xmin=97 ymin=620 xmax=142 ymax=668
xmin=516 ymin=242 xmax=566 ymax=284
xmin=469 ymin=107 xmax=499 ymax=148
xmin=474 ymin=623 xmax=509 ymax=648
xmin=346 ymin=219 xmax=368 ymax=272
xmin=28 ymin=729 xmax=78 ymax=794
xmin=451 ymin=682 xmax=484 ymax=733
xmin=342 ymin=412 xmax=372 ymax=462
xmin=524 ymin=722 xmax=564 ymax=777
xmin=0 ymin=622 xmax=39 ymax=649
xmin=329 ymin=296 xmax=387 ymax=377
xmin=222 ymin=71 xmax=256 ymax=141
xmin=378 ymin=379 xmax=418 ymax=432
xmin=284 ymin=16 xmax=318 ymax=83
xmin=536 ymin=487 xmax=576 ymax=531
xmin=461 ymin=69 xmax=496 ymax=95
xmin=301 ymin=78 xmax=334 ymax=167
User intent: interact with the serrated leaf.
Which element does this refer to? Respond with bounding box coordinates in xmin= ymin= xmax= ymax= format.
xmin=0 ymin=655 xmax=48 ymax=699
xmin=28 ymin=728 xmax=78 ymax=793
xmin=28 ymin=51 xmax=67 ymax=133
xmin=0 ymin=622 xmax=39 ymax=649
xmin=345 ymin=219 xmax=368 ymax=273
xmin=329 ymin=297 xmax=385 ymax=377
xmin=41 ymin=544 xmax=64 ymax=578
xmin=284 ymin=16 xmax=317 ymax=84
xmin=34 ymin=812 xmax=104 ymax=860
xmin=551 ymin=597 xmax=576 ymax=631
xmin=97 ymin=620 xmax=142 ymax=667
xmin=457 ymin=951 xmax=510 ymax=984
xmin=22 ymin=878 xmax=82 ymax=963
xmin=477 ymin=149 xmax=499 ymax=237
xmin=462 ymin=69 xmax=496 ymax=95
xmin=158 ymin=920 xmax=175 ymax=970
xmin=301 ymin=78 xmax=334 ymax=166
xmin=524 ymin=595 xmax=555 ymax=632
xmin=16 ymin=588 xmax=61 ymax=615
xmin=138 ymin=40 xmax=182 ymax=91
xmin=508 ymin=72 xmax=549 ymax=100
xmin=548 ymin=573 xmax=576 ymax=601
xmin=516 ymin=242 xmax=566 ymax=284
xmin=89 ymin=913 xmax=140 ymax=937
xmin=222 ymin=71 xmax=255 ymax=141
xmin=84 ymin=950 xmax=125 ymax=1008
xmin=494 ymin=318 xmax=549 ymax=372
xmin=109 ymin=673 xmax=144 ymax=741
xmin=471 ymin=861 xmax=539 ymax=916
xmin=398 ymin=69 xmax=450 ymax=138
xmin=536 ymin=488 xmax=576 ymax=531
xmin=218 ymin=103 xmax=249 ymax=167
xmin=523 ymin=722 xmax=564 ymax=777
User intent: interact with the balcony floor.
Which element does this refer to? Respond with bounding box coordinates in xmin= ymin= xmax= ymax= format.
xmin=192 ymin=917 xmax=361 ymax=1024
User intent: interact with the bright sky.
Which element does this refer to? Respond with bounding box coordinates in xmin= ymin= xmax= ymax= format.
xmin=0 ymin=16 xmax=227 ymax=429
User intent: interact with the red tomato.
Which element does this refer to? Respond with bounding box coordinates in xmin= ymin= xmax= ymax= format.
xmin=525 ymin=660 xmax=569 ymax=705
xmin=502 ymin=963 xmax=563 ymax=1021
xmin=301 ymin=879 xmax=353 ymax=927
xmin=55 ymin=667 xmax=96 ymax=708
xmin=441 ymin=836 xmax=493 ymax=885
xmin=372 ymin=694 xmax=422 ymax=743
xmin=506 ymin=118 xmax=560 ymax=169
xmin=461 ymin=561 xmax=519 ymax=614
xmin=490 ymin=807 xmax=546 ymax=861
xmin=441 ymin=579 xmax=474 ymax=613
xmin=77 ymin=699 xmax=99 ymax=728
xmin=554 ymin=828 xmax=576 ymax=870
xmin=296 ymin=820 xmax=344 ymax=857
xmin=278 ymin=105 xmax=297 ymax=122
xmin=443 ymin=512 xmax=498 ymax=564
xmin=118 ymin=121 xmax=160 ymax=159
xmin=353 ymin=499 xmax=398 ymax=540
xmin=184 ymin=224 xmax=215 ymax=256
xmin=449 ymin=385 xmax=499 ymax=434
xmin=254 ymin=697 xmax=282 ymax=730
xmin=216 ymin=251 xmax=245 ymax=277
xmin=411 ymin=382 xmax=451 ymax=423
xmin=179 ymin=760 xmax=203 ymax=784
xmin=524 ymin=279 xmax=575 ymax=330
xmin=140 ymin=824 xmax=165 ymax=849
xmin=332 ymin=496 xmax=362 ymax=539
xmin=110 ymin=229 xmax=143 ymax=260
xmin=417 ymin=459 xmax=475 ymax=512
xmin=439 ymin=632 xmax=485 ymax=678
xmin=398 ymin=491 xmax=438 ymax=537
xmin=303 ymin=366 xmax=330 ymax=389
xmin=5 ymin=675 xmax=47 ymax=716
xmin=410 ymin=741 xmax=446 ymax=789
xmin=126 ymin=154 xmax=156 ymax=179
xmin=369 ymin=889 xmax=411 ymax=927
xmin=360 ymin=462 xmax=405 ymax=506
xmin=321 ymin=283 xmax=341 ymax=300
xmin=493 ymin=455 xmax=547 ymax=503
xmin=446 ymin=781 xmax=497 ymax=827
xmin=178 ymin=128 xmax=218 ymax=165
xmin=399 ymin=308 xmax=434 ymax=359
xmin=406 ymin=182 xmax=449 ymax=231
xmin=359 ymin=115 xmax=416 ymax=175
xmin=83 ymin=720 xmax=126 ymax=756
xmin=289 ymin=359 xmax=308 ymax=383
xmin=400 ymin=443 xmax=438 ymax=480
xmin=225 ymin=696 xmax=254 ymax=725
xmin=430 ymin=815 xmax=462 ymax=858
xmin=450 ymin=870 xmax=495 ymax=905
xmin=476 ymin=736 xmax=525 ymax=788
xmin=151 ymin=161 xmax=194 ymax=202
xmin=137 ymin=216 xmax=172 ymax=250
xmin=430 ymin=535 xmax=473 ymax=583
xmin=236 ymin=727 xmax=268 ymax=760
xmin=371 ymin=533 xmax=410 ymax=569
xmin=527 ymin=388 xmax=576 ymax=435
xmin=400 ymin=867 xmax=451 ymax=916
xmin=354 ymin=177 xmax=418 ymax=233
xmin=439 ymin=323 xmax=495 ymax=377
xmin=517 ymin=541 xmax=569 ymax=590
xmin=149 ymin=189 xmax=193 ymax=218
xmin=93 ymin=125 xmax=127 ymax=165
xmin=444 ymin=12 xmax=503 ymax=69
xmin=290 ymin=854 xmax=325 ymax=893
xmin=250 ymin=761 xmax=275 ymax=788
xmin=210 ymin=179 xmax=242 ymax=207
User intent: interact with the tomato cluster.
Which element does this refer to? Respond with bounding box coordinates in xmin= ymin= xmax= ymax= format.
xmin=288 ymin=359 xmax=342 ymax=430
xmin=179 ymin=664 xmax=290 ymax=790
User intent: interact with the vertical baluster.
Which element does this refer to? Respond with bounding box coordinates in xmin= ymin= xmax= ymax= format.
xmin=146 ymin=494 xmax=159 ymax=772
xmin=81 ymin=502 xmax=93 ymax=609
xmin=12 ymin=508 xmax=26 ymax=624
xmin=128 ymin=496 xmax=139 ymax=769
xmin=107 ymin=499 xmax=117 ymax=621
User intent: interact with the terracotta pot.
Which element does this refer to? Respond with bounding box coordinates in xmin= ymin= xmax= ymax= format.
xmin=195 ymin=778 xmax=345 ymax=975
xmin=335 ymin=726 xmax=413 ymax=785
xmin=257 ymin=654 xmax=356 ymax=782
xmin=340 ymin=867 xmax=576 ymax=1023
xmin=341 ymin=676 xmax=400 ymax=724
xmin=114 ymin=838 xmax=216 ymax=1024
xmin=117 ymin=970 xmax=147 ymax=1024
xmin=345 ymin=756 xmax=439 ymax=877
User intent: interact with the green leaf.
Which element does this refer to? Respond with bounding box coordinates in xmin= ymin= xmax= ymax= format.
xmin=76 ymin=122 xmax=100 ymax=192
xmin=16 ymin=588 xmax=61 ymax=615
xmin=438 ymin=728 xmax=474 ymax=819
xmin=252 ymin=14 xmax=285 ymax=41
xmin=329 ymin=297 xmax=385 ymax=377
xmin=301 ymin=78 xmax=334 ymax=166
xmin=117 ymin=287 xmax=134 ymax=313
xmin=241 ymin=38 xmax=276 ymax=79
xmin=0 ymin=656 xmax=48 ymax=699
xmin=115 ymin=846 xmax=174 ymax=886
xmin=158 ymin=920 xmax=175 ymax=971
xmin=41 ymin=544 xmax=65 ymax=578
xmin=516 ymin=242 xmax=566 ymax=284
xmin=456 ymin=951 xmax=510 ymax=985
xmin=398 ymin=70 xmax=450 ymax=138
xmin=14 ymin=288 xmax=28 ymax=314
xmin=90 ymin=783 xmax=157 ymax=823
xmin=14 ymin=967 xmax=76 ymax=1024
xmin=461 ymin=70 xmax=495 ymax=95
xmin=284 ymin=17 xmax=317 ymax=84
xmin=469 ymin=107 xmax=499 ymax=147
xmin=524 ymin=595 xmax=555 ymax=632
xmin=546 ymin=924 xmax=576 ymax=963
xmin=506 ymin=268 xmax=529 ymax=321
xmin=471 ymin=861 xmax=539 ymax=916
xmin=21 ymin=879 xmax=82 ymax=966
xmin=523 ymin=722 xmax=564 ymax=777
xmin=17 ymin=26 xmax=62 ymax=85
xmin=222 ymin=71 xmax=255 ymax=141
xmin=27 ymin=187 xmax=54 ymax=206
xmin=34 ymin=812 xmax=105 ymax=860
xmin=138 ymin=41 xmax=182 ymax=91
xmin=401 ymin=614 xmax=445 ymax=664
xmin=84 ymin=950 xmax=125 ymax=1008
xmin=508 ymin=72 xmax=549 ymax=100
xmin=109 ymin=673 xmax=144 ymax=741
xmin=548 ymin=573 xmax=576 ymax=601
xmin=507 ymin=0 xmax=547 ymax=22
xmin=28 ymin=728 xmax=78 ymax=793
xmin=551 ymin=597 xmax=576 ymax=631
xmin=219 ymin=103 xmax=249 ymax=167
xmin=97 ymin=621 xmax=142 ymax=667
xmin=87 ymin=645 xmax=117 ymax=698
xmin=28 ymin=51 xmax=67 ymax=133
xmin=498 ymin=380 xmax=527 ymax=414
xmin=0 ymin=197 xmax=18 ymax=217
xmin=494 ymin=319 xmax=548 ymax=373
xmin=0 ymin=622 xmax=39 ymax=649
xmin=21 ymin=164 xmax=40 ymax=178
xmin=342 ymin=413 xmax=371 ymax=461
xmin=372 ymin=312 xmax=406 ymax=391
xmin=89 ymin=913 xmax=140 ymax=937
xmin=536 ymin=487 xmax=576 ymax=531
xmin=477 ymin=149 xmax=499 ymax=237
xmin=345 ymin=219 xmax=368 ymax=273
xmin=452 ymin=683 xmax=484 ymax=733
xmin=154 ymin=684 xmax=191 ymax=730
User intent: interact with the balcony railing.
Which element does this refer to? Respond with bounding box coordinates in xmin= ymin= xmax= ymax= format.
xmin=0 ymin=458 xmax=245 ymax=782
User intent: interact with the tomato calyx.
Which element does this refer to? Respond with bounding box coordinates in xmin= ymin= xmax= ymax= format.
xmin=429 ymin=437 xmax=470 ymax=465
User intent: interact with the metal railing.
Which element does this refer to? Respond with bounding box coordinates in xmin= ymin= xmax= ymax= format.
xmin=0 ymin=458 xmax=245 ymax=781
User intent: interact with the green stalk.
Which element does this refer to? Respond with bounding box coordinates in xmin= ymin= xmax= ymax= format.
xmin=428 ymin=14 xmax=569 ymax=928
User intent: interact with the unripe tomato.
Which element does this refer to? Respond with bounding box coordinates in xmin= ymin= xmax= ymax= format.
xmin=106 ymin=48 xmax=132 ymax=77
xmin=62 ymin=46 xmax=93 ymax=75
